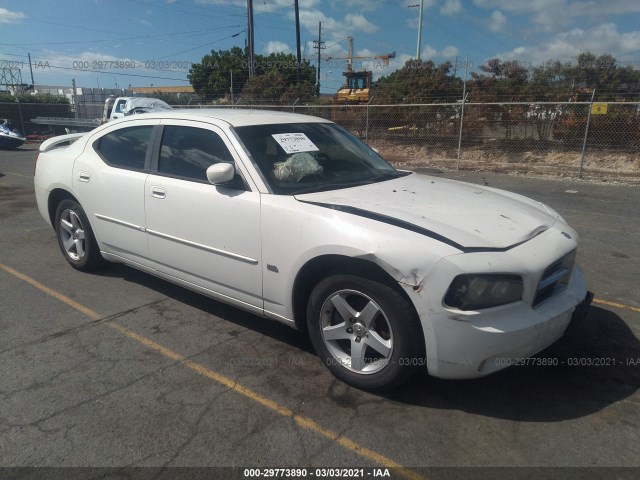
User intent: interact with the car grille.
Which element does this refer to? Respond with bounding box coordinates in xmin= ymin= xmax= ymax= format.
xmin=533 ymin=250 xmax=576 ymax=307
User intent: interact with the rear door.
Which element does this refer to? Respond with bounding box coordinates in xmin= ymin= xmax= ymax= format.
xmin=144 ymin=119 xmax=263 ymax=311
xmin=73 ymin=119 xmax=158 ymax=265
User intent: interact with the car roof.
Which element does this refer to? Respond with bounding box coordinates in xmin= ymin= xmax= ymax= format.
xmin=129 ymin=108 xmax=334 ymax=127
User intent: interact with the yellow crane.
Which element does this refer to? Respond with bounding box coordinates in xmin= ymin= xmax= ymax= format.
xmin=327 ymin=37 xmax=396 ymax=103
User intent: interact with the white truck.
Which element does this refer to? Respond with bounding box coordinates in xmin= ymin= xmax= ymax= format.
xmin=32 ymin=96 xmax=173 ymax=131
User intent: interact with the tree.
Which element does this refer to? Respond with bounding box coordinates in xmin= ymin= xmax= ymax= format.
xmin=240 ymin=70 xmax=317 ymax=104
xmin=470 ymin=58 xmax=529 ymax=101
xmin=374 ymin=59 xmax=462 ymax=104
xmin=188 ymin=47 xmax=317 ymax=103
xmin=188 ymin=46 xmax=246 ymax=100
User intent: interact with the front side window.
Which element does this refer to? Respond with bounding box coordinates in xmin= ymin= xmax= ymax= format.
xmin=158 ymin=125 xmax=242 ymax=186
xmin=234 ymin=122 xmax=403 ymax=195
xmin=96 ymin=125 xmax=153 ymax=170
xmin=114 ymin=100 xmax=127 ymax=113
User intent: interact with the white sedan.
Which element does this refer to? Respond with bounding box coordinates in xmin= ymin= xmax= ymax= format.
xmin=34 ymin=109 xmax=592 ymax=390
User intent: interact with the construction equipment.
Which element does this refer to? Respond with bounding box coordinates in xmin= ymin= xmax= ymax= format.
xmin=328 ymin=37 xmax=395 ymax=104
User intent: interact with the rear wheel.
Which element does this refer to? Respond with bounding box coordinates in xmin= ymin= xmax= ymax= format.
xmin=307 ymin=274 xmax=423 ymax=391
xmin=55 ymin=199 xmax=103 ymax=271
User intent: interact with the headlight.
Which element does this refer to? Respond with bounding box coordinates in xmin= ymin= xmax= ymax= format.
xmin=444 ymin=274 xmax=523 ymax=311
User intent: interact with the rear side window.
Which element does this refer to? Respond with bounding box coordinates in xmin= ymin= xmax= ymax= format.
xmin=96 ymin=125 xmax=153 ymax=170
xmin=158 ymin=125 xmax=236 ymax=182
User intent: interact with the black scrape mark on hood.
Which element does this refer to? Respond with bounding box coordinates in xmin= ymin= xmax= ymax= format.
xmin=296 ymin=200 xmax=531 ymax=253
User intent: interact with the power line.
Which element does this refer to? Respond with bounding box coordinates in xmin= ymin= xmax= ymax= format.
xmin=0 ymin=25 xmax=244 ymax=47
xmin=123 ymin=32 xmax=243 ymax=61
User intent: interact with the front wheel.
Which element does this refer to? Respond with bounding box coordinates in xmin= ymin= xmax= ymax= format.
xmin=307 ymin=274 xmax=424 ymax=391
xmin=55 ymin=199 xmax=103 ymax=271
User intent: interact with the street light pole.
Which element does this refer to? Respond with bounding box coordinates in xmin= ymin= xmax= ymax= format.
xmin=416 ymin=0 xmax=424 ymax=60
xmin=294 ymin=0 xmax=302 ymax=82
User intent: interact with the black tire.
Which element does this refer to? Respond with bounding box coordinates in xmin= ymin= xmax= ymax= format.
xmin=307 ymin=274 xmax=423 ymax=391
xmin=54 ymin=199 xmax=103 ymax=271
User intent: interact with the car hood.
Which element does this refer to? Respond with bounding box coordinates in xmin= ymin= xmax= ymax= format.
xmin=294 ymin=173 xmax=557 ymax=251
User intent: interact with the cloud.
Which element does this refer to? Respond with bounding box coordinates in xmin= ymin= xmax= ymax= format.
xmin=495 ymin=23 xmax=640 ymax=66
xmin=488 ymin=10 xmax=507 ymax=32
xmin=441 ymin=45 xmax=459 ymax=57
xmin=440 ymin=0 xmax=462 ymax=16
xmin=337 ymin=0 xmax=380 ymax=12
xmin=419 ymin=44 xmax=459 ymax=60
xmin=296 ymin=9 xmax=378 ymax=38
xmin=138 ymin=19 xmax=152 ymax=27
xmin=344 ymin=13 xmax=378 ymax=33
xmin=473 ymin=0 xmax=640 ymax=30
xmin=264 ymin=41 xmax=292 ymax=55
xmin=0 ymin=7 xmax=25 ymax=23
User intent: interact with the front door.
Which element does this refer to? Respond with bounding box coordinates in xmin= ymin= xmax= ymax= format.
xmin=144 ymin=120 xmax=262 ymax=310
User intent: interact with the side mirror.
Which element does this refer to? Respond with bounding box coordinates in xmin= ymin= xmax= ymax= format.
xmin=206 ymin=163 xmax=235 ymax=185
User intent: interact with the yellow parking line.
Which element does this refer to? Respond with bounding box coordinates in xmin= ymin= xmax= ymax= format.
xmin=0 ymin=262 xmax=101 ymax=320
xmin=1 ymin=171 xmax=33 ymax=179
xmin=593 ymin=298 xmax=640 ymax=313
xmin=0 ymin=261 xmax=424 ymax=480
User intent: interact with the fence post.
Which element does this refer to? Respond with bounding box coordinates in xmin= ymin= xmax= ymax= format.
xmin=292 ymin=97 xmax=300 ymax=113
xmin=456 ymin=93 xmax=467 ymax=170
xmin=456 ymin=56 xmax=469 ymax=171
xmin=365 ymin=96 xmax=373 ymax=144
xmin=15 ymin=97 xmax=26 ymax=136
xmin=578 ymin=89 xmax=596 ymax=179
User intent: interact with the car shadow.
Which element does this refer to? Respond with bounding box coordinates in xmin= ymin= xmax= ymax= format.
xmin=89 ymin=263 xmax=639 ymax=422
xmin=386 ymin=305 xmax=640 ymax=421
xmin=91 ymin=263 xmax=315 ymax=355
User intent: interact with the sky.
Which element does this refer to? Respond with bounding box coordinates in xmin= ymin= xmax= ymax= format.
xmin=1 ymin=0 xmax=640 ymax=95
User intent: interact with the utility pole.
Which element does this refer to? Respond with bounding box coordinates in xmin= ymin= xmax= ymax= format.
xmin=416 ymin=0 xmax=424 ymax=60
xmin=247 ymin=0 xmax=255 ymax=78
xmin=27 ymin=53 xmax=35 ymax=89
xmin=294 ymin=0 xmax=301 ymax=82
xmin=71 ymin=78 xmax=78 ymax=119
xmin=230 ymin=70 xmax=234 ymax=103
xmin=313 ymin=22 xmax=325 ymax=96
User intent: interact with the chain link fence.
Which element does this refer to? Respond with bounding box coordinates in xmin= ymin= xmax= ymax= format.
xmin=4 ymin=98 xmax=639 ymax=182
xmin=179 ymin=100 xmax=640 ymax=182
xmin=290 ymin=102 xmax=640 ymax=182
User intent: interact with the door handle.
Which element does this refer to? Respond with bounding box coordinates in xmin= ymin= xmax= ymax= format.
xmin=150 ymin=186 xmax=166 ymax=199
xmin=78 ymin=171 xmax=91 ymax=182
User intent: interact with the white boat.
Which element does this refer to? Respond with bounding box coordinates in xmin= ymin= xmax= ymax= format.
xmin=0 ymin=120 xmax=26 ymax=149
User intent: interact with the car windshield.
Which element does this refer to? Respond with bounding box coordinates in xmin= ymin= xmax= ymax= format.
xmin=233 ymin=122 xmax=406 ymax=195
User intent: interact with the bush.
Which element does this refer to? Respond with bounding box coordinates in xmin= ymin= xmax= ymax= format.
xmin=0 ymin=94 xmax=72 ymax=135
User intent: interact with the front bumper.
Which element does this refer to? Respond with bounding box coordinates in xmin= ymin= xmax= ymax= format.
xmin=407 ymin=266 xmax=588 ymax=379
xmin=403 ymin=227 xmax=590 ymax=379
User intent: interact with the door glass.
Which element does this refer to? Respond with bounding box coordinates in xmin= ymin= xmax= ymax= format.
xmin=158 ymin=125 xmax=242 ymax=187
xmin=96 ymin=125 xmax=153 ymax=170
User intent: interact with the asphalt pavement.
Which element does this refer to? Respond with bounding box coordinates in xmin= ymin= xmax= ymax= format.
xmin=0 ymin=144 xmax=639 ymax=479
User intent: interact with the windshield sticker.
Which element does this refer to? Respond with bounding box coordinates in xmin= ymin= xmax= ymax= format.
xmin=272 ymin=133 xmax=319 ymax=154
